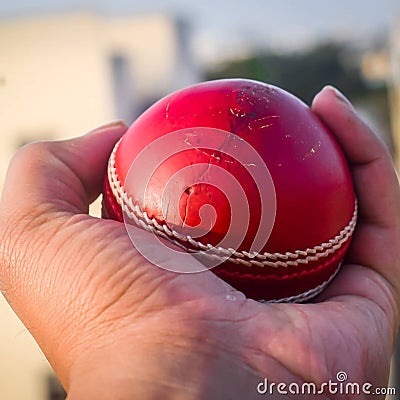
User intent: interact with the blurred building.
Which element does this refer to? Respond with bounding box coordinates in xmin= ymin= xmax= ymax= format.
xmin=389 ymin=16 xmax=400 ymax=170
xmin=0 ymin=11 xmax=199 ymax=399
xmin=0 ymin=11 xmax=200 ymax=189
xmin=361 ymin=16 xmax=400 ymax=167
xmin=361 ymin=48 xmax=389 ymax=86
xmin=358 ymin=34 xmax=394 ymax=154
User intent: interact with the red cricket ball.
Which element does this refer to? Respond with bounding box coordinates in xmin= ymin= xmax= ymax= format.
xmin=103 ymin=79 xmax=356 ymax=302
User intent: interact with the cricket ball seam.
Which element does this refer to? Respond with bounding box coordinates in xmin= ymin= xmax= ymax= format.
xmin=259 ymin=263 xmax=341 ymax=303
xmin=108 ymin=139 xmax=357 ymax=269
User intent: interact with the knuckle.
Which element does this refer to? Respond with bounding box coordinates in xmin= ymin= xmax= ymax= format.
xmin=0 ymin=208 xmax=22 ymax=290
xmin=0 ymin=141 xmax=63 ymax=292
xmin=8 ymin=141 xmax=54 ymax=172
xmin=2 ymin=140 xmax=60 ymax=212
xmin=0 ymin=199 xmax=49 ymax=294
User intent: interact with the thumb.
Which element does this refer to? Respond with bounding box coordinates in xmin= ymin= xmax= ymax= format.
xmin=1 ymin=120 xmax=127 ymax=215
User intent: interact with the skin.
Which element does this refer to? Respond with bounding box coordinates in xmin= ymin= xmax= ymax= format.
xmin=0 ymin=86 xmax=399 ymax=399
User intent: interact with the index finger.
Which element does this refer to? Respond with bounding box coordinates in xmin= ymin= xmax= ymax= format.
xmin=312 ymin=86 xmax=400 ymax=294
xmin=313 ymin=86 xmax=399 ymax=228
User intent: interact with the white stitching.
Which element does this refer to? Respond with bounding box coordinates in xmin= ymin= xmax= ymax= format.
xmin=259 ymin=263 xmax=342 ymax=303
xmin=108 ymin=139 xmax=357 ymax=268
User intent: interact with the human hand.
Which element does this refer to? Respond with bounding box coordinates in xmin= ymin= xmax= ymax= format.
xmin=0 ymin=86 xmax=399 ymax=399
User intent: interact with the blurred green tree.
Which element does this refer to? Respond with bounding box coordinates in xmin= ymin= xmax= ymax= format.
xmin=205 ymin=43 xmax=367 ymax=105
xmin=205 ymin=42 xmax=393 ymax=151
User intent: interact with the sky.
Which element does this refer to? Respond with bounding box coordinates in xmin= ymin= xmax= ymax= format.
xmin=0 ymin=0 xmax=399 ymax=62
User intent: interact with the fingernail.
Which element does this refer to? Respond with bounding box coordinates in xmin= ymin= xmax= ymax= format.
xmin=323 ymin=85 xmax=353 ymax=108
xmin=85 ymin=120 xmax=128 ymax=136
